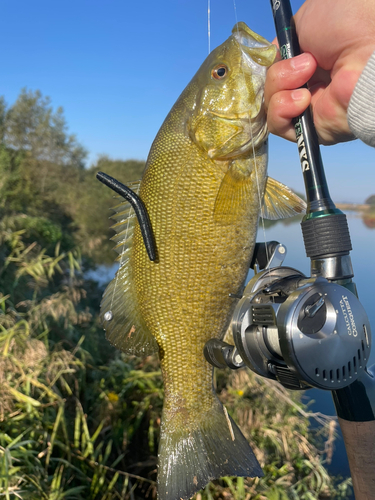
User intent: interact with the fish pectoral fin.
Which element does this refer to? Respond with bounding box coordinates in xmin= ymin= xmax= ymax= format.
xmin=214 ymin=165 xmax=253 ymax=224
xmin=262 ymin=176 xmax=307 ymax=220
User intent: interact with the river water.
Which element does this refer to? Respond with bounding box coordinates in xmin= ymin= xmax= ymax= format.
xmin=92 ymin=211 xmax=375 ymax=491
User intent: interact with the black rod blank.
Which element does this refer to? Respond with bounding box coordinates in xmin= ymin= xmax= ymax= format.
xmin=270 ymin=0 xmax=353 ymax=262
xmin=96 ymin=171 xmax=156 ymax=261
xmin=270 ymin=0 xmax=336 ymax=213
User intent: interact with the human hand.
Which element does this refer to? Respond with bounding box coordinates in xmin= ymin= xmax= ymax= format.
xmin=264 ymin=0 xmax=375 ymax=145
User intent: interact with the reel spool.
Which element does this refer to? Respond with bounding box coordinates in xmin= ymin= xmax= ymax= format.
xmin=232 ymin=267 xmax=371 ymax=390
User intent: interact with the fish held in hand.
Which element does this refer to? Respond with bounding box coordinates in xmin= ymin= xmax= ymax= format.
xmin=99 ymin=22 xmax=305 ymax=500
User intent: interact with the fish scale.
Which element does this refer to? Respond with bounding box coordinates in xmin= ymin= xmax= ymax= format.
xmin=100 ymin=22 xmax=306 ymax=500
xmin=133 ymin=127 xmax=263 ymax=474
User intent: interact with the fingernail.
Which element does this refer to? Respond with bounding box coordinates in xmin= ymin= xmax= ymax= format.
xmin=291 ymin=89 xmax=306 ymax=101
xmin=290 ymin=53 xmax=310 ymax=71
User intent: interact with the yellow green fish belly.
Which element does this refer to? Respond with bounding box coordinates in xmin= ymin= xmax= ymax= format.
xmin=134 ymin=141 xmax=263 ymax=419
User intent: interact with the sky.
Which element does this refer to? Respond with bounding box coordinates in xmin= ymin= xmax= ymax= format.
xmin=0 ymin=0 xmax=374 ymax=203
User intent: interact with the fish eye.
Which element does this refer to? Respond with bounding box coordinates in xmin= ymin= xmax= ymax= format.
xmin=211 ymin=64 xmax=228 ymax=80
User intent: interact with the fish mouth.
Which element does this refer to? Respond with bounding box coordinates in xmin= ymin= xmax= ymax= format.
xmin=232 ymin=22 xmax=276 ymax=57
xmin=232 ymin=23 xmax=271 ymax=50
xmin=231 ymin=22 xmax=277 ymax=74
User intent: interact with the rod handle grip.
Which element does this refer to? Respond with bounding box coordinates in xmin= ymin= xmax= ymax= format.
xmin=338 ymin=417 xmax=375 ymax=499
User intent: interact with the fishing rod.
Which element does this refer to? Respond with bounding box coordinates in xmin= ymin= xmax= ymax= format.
xmin=204 ymin=1 xmax=375 ymax=497
xmin=271 ymin=0 xmax=354 ymax=289
xmin=268 ymin=0 xmax=375 ymax=415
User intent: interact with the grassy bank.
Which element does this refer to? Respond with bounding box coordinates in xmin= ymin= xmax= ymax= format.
xmin=0 ymin=90 xmax=353 ymax=499
xmin=0 ymin=219 xmax=352 ymax=499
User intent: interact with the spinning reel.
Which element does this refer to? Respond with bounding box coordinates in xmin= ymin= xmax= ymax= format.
xmin=204 ymin=0 xmax=373 ymax=398
xmin=204 ymin=241 xmax=372 ymax=391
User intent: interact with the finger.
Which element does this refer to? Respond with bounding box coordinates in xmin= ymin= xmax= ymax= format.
xmin=264 ymin=53 xmax=317 ymax=109
xmin=310 ymin=81 xmax=356 ymax=145
xmin=270 ymin=38 xmax=281 ymax=61
xmin=308 ymin=65 xmax=331 ymax=89
xmin=267 ymin=88 xmax=311 ymax=142
xmin=304 ymin=66 xmax=358 ymax=145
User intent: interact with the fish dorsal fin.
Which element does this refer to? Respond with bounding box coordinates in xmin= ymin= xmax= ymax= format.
xmin=100 ymin=180 xmax=158 ymax=356
xmin=262 ymin=177 xmax=306 ymax=220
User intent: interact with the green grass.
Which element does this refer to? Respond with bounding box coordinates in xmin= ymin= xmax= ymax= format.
xmin=0 ymin=220 xmax=352 ymax=499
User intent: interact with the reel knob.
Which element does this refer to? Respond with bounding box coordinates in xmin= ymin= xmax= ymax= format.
xmin=278 ymin=279 xmax=371 ymax=390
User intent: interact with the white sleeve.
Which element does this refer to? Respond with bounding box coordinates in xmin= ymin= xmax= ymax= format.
xmin=347 ymin=51 xmax=375 ymax=148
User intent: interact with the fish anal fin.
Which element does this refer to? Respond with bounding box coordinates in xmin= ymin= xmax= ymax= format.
xmin=100 ymin=260 xmax=158 ymax=356
xmin=158 ymin=398 xmax=262 ymax=500
xmin=262 ymin=177 xmax=307 ymax=220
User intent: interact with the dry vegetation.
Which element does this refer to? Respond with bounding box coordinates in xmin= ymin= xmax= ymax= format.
xmin=0 ymin=89 xmax=353 ymax=499
xmin=0 ymin=223 xmax=351 ymax=498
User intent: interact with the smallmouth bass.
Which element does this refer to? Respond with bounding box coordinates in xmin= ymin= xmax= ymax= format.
xmin=100 ymin=22 xmax=305 ymax=500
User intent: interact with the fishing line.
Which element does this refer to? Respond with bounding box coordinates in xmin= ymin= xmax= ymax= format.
xmin=208 ymin=0 xmax=211 ymax=54
xmin=232 ymin=3 xmax=272 ymax=273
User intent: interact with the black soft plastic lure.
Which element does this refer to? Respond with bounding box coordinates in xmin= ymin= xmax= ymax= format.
xmin=96 ymin=171 xmax=156 ymax=261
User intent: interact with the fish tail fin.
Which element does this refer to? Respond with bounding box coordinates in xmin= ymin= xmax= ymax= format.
xmin=157 ymin=399 xmax=262 ymax=500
